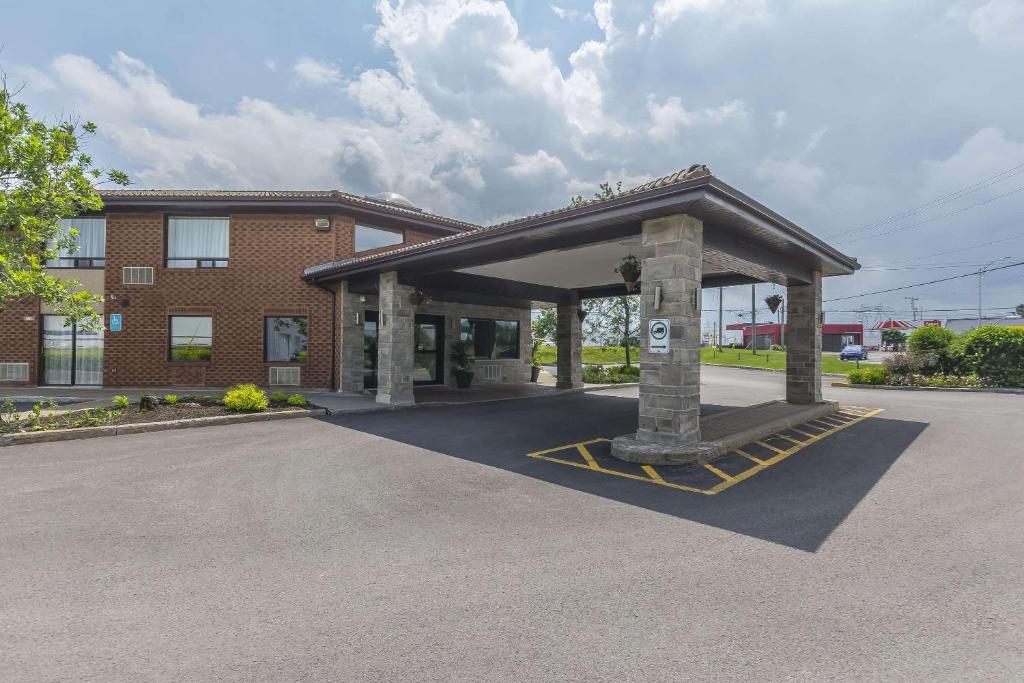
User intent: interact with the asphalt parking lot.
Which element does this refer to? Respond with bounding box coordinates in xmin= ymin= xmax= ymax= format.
xmin=1 ymin=365 xmax=1022 ymax=680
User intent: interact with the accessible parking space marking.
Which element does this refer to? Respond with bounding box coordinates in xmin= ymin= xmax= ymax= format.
xmin=527 ymin=406 xmax=884 ymax=496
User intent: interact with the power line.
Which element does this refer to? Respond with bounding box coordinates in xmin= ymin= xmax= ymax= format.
xmin=823 ymin=160 xmax=1024 ymax=240
xmin=871 ymin=233 xmax=1024 ymax=267
xmin=832 ymin=185 xmax=1024 ymax=245
xmin=823 ymin=260 xmax=1024 ymax=302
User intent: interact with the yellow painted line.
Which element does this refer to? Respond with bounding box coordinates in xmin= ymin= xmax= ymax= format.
xmin=641 ymin=465 xmax=666 ymax=483
xmin=704 ymin=463 xmax=736 ymax=482
xmin=526 ymin=407 xmax=885 ymax=496
xmin=755 ymin=440 xmax=787 ymax=454
xmin=790 ymin=427 xmax=819 ymax=440
xmin=576 ymin=444 xmax=600 ymax=470
xmin=775 ymin=433 xmax=805 ymax=445
xmin=734 ymin=448 xmax=766 ymax=464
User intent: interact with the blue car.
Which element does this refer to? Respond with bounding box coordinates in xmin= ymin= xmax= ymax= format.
xmin=840 ymin=344 xmax=868 ymax=361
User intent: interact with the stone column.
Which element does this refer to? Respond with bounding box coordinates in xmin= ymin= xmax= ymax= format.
xmin=612 ymin=214 xmax=712 ymax=465
xmin=376 ymin=271 xmax=415 ymax=406
xmin=337 ymin=281 xmax=364 ymax=393
xmin=786 ymin=271 xmax=823 ymax=404
xmin=556 ymin=301 xmax=583 ymax=389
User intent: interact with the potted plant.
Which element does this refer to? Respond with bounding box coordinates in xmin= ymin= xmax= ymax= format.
xmin=765 ymin=293 xmax=784 ymax=314
xmin=615 ymin=254 xmax=641 ymax=293
xmin=450 ymin=341 xmax=475 ymax=389
xmin=530 ymin=340 xmax=543 ymax=382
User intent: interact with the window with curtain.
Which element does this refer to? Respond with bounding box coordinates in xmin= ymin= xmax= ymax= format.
xmin=46 ymin=217 xmax=106 ymax=268
xmin=460 ymin=319 xmax=520 ymax=359
xmin=166 ymin=217 xmax=229 ymax=268
xmin=355 ymin=224 xmax=403 ymax=253
xmin=265 ymin=316 xmax=308 ymax=362
xmin=169 ymin=316 xmax=213 ymax=361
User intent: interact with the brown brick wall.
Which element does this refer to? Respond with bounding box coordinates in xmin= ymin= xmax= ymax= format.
xmin=0 ymin=298 xmax=41 ymax=386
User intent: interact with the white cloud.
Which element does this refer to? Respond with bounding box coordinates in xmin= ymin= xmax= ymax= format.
xmin=593 ymin=0 xmax=619 ymax=40
xmin=754 ymin=156 xmax=825 ymax=203
xmin=772 ymin=110 xmax=789 ymax=129
xmin=550 ymin=4 xmax=590 ymax=21
xmin=264 ymin=58 xmax=278 ymax=72
xmin=803 ymin=125 xmax=829 ymax=153
xmin=292 ymin=57 xmax=342 ymax=86
xmin=505 ymin=149 xmax=569 ymax=178
xmin=646 ymin=95 xmax=748 ymax=142
xmin=919 ymin=126 xmax=1024 ymax=199
xmin=652 ymin=0 xmax=769 ymax=36
xmin=968 ymin=0 xmax=1024 ymax=51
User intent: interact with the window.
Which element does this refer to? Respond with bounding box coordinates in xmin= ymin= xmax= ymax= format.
xmin=169 ymin=316 xmax=212 ymax=362
xmin=460 ymin=319 xmax=520 ymax=359
xmin=166 ymin=217 xmax=229 ymax=268
xmin=355 ymin=224 xmax=403 ymax=253
xmin=46 ymin=217 xmax=106 ymax=268
xmin=265 ymin=316 xmax=308 ymax=362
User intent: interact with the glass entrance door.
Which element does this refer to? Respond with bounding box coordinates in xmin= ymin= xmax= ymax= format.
xmin=40 ymin=315 xmax=103 ymax=386
xmin=364 ymin=311 xmax=379 ymax=389
xmin=413 ymin=315 xmax=444 ymax=385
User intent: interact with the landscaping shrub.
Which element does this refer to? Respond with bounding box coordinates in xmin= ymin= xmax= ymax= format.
xmin=960 ymin=325 xmax=1024 ymax=386
xmin=848 ymin=366 xmax=887 ymax=385
xmin=582 ymin=364 xmax=639 ymax=383
xmin=112 ymin=395 xmax=130 ymax=409
xmin=907 ymin=325 xmax=963 ymax=375
xmin=270 ymin=391 xmax=288 ymax=403
xmin=582 ymin=364 xmax=607 ymax=383
xmin=907 ymin=325 xmax=956 ymax=353
xmin=883 ymin=352 xmax=927 ymax=378
xmin=286 ymin=394 xmax=308 ymax=407
xmin=223 ymin=384 xmax=269 ymax=412
xmin=163 ymin=394 xmax=178 ymax=405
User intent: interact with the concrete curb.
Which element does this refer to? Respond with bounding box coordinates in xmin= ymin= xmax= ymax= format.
xmin=700 ymin=363 xmax=848 ymax=378
xmin=0 ymin=408 xmax=326 ymax=447
xmin=831 ymin=381 xmax=1024 ymax=395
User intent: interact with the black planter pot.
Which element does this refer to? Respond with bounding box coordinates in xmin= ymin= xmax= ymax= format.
xmin=453 ymin=369 xmax=474 ymax=389
xmin=530 ymin=366 xmax=541 ymax=382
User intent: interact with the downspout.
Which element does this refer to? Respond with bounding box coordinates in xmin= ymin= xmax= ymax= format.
xmin=315 ymin=281 xmax=338 ymax=392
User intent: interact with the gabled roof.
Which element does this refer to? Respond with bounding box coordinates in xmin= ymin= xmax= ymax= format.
xmin=98 ymin=188 xmax=480 ymax=234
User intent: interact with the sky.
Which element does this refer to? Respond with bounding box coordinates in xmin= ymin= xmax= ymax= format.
xmin=4 ymin=0 xmax=1024 ymax=330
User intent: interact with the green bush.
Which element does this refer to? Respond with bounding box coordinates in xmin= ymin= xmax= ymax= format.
xmin=163 ymin=394 xmax=178 ymax=405
xmin=582 ymin=364 xmax=640 ymax=384
xmin=848 ymin=366 xmax=887 ymax=385
xmin=286 ymin=393 xmax=308 ymax=407
xmin=960 ymin=325 xmax=1024 ymax=386
xmin=223 ymin=384 xmax=269 ymax=412
xmin=907 ymin=325 xmax=956 ymax=353
xmin=270 ymin=390 xmax=288 ymax=403
xmin=112 ymin=395 xmax=130 ymax=409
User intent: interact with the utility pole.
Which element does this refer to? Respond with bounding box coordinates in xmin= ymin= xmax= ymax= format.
xmin=780 ymin=301 xmax=786 ymax=348
xmin=718 ymin=287 xmax=724 ymax=349
xmin=904 ymin=296 xmax=919 ymax=321
xmin=750 ymin=284 xmax=757 ymax=355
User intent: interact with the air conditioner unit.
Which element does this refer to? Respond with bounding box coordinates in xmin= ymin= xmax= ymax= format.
xmin=269 ymin=367 xmax=301 ymax=386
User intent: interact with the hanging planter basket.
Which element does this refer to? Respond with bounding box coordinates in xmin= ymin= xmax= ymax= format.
xmin=615 ymin=255 xmax=641 ymax=293
xmin=765 ymin=294 xmax=784 ymax=314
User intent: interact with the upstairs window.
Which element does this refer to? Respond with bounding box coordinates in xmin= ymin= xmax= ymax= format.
xmin=166 ymin=217 xmax=229 ymax=268
xmin=355 ymin=224 xmax=403 ymax=253
xmin=460 ymin=319 xmax=520 ymax=359
xmin=47 ymin=217 xmax=106 ymax=268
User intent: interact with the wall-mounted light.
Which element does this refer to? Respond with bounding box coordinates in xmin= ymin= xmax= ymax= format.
xmin=314 ymin=217 xmax=331 ymax=232
xmin=654 ymin=286 xmax=662 ymax=311
xmin=691 ymin=289 xmax=699 ymax=312
xmin=354 ymin=312 xmax=361 ymax=325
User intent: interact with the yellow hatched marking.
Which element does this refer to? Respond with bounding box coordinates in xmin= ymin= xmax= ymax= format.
xmin=526 ymin=407 xmax=885 ymax=496
xmin=790 ymin=427 xmax=819 ymax=440
xmin=776 ymin=433 xmax=805 ymax=445
xmin=641 ymin=465 xmax=666 ymax=483
xmin=704 ymin=463 xmax=736 ymax=482
xmin=756 ymin=440 xmax=787 ymax=454
xmin=734 ymin=448 xmax=766 ymax=464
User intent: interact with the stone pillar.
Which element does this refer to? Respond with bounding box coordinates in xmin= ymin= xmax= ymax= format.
xmin=612 ymin=214 xmax=712 ymax=465
xmin=786 ymin=271 xmax=823 ymax=404
xmin=376 ymin=271 xmax=415 ymax=406
xmin=556 ymin=301 xmax=583 ymax=389
xmin=338 ymin=281 xmax=364 ymax=393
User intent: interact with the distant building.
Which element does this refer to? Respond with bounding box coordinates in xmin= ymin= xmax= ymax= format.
xmin=945 ymin=317 xmax=1024 ymax=334
xmin=726 ymin=322 xmax=863 ymax=352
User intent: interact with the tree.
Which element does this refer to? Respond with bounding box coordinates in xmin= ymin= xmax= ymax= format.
xmin=583 ymin=295 xmax=640 ymax=367
xmin=570 ymin=180 xmax=622 ymax=207
xmin=1 ymin=74 xmax=129 ymax=330
xmin=881 ymin=329 xmax=906 ymax=349
xmin=1015 ymin=303 xmax=1024 ymax=317
xmin=532 ymin=308 xmax=557 ymax=344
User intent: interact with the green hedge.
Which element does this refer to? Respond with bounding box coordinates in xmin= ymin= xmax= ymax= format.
xmin=847 ymin=366 xmax=887 ymax=385
xmin=582 ymin=364 xmax=640 ymax=384
xmin=960 ymin=326 xmax=1024 ymax=387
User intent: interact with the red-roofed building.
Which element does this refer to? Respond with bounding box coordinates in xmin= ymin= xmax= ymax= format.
xmin=727 ymin=322 xmax=864 ymax=352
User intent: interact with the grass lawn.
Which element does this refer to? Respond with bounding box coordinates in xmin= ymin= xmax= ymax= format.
xmin=700 ymin=347 xmax=861 ymax=375
xmin=538 ymin=345 xmax=860 ymax=375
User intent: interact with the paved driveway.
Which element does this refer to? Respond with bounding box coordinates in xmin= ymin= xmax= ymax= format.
xmin=1 ymin=366 xmax=1022 ymax=680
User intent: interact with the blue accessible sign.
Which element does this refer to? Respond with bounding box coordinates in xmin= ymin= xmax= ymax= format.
xmin=109 ymin=313 xmax=122 ymax=332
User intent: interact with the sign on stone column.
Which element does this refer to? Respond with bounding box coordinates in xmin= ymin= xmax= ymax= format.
xmin=648 ymin=318 xmax=671 ymax=354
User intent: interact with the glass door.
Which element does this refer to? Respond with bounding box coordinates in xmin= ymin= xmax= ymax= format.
xmin=413 ymin=315 xmax=444 ymax=385
xmin=40 ymin=315 xmax=103 ymax=386
xmin=364 ymin=311 xmax=379 ymax=389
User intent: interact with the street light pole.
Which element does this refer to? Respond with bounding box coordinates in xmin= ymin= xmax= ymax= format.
xmin=718 ymin=287 xmax=724 ymax=349
xmin=978 ymin=256 xmax=1011 ymax=328
xmin=750 ymin=284 xmax=757 ymax=355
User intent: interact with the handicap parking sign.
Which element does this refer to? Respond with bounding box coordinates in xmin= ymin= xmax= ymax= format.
xmin=109 ymin=313 xmax=122 ymax=332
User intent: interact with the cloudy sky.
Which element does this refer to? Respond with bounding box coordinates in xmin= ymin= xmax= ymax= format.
xmin=5 ymin=0 xmax=1023 ymax=328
